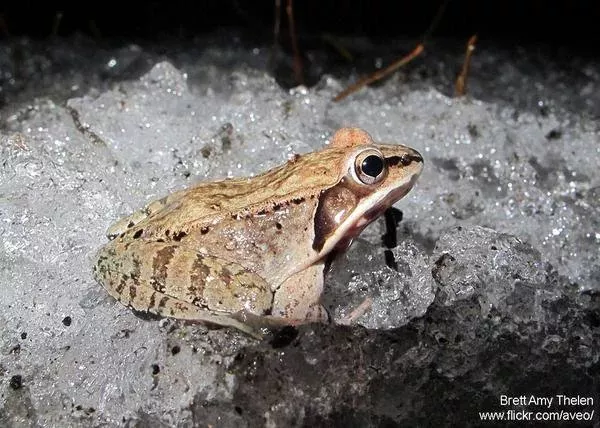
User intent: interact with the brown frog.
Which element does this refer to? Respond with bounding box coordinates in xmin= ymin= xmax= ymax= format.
xmin=93 ymin=128 xmax=423 ymax=337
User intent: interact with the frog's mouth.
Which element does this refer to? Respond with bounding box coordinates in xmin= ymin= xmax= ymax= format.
xmin=360 ymin=182 xmax=415 ymax=224
xmin=353 ymin=172 xmax=419 ymax=229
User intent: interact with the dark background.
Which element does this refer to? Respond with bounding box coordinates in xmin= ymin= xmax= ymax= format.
xmin=0 ymin=1 xmax=598 ymax=112
xmin=1 ymin=1 xmax=599 ymax=52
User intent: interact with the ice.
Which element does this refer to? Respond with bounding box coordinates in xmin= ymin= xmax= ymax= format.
xmin=432 ymin=225 xmax=551 ymax=314
xmin=325 ymin=238 xmax=434 ymax=329
xmin=0 ymin=34 xmax=598 ymax=426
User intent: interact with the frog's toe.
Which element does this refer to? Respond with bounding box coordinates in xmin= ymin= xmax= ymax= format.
xmin=337 ymin=297 xmax=372 ymax=325
xmin=305 ymin=303 xmax=330 ymax=324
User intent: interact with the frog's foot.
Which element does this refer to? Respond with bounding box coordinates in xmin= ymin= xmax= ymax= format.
xmin=155 ymin=298 xmax=265 ymax=339
xmin=302 ymin=302 xmax=331 ymax=324
xmin=269 ymin=303 xmax=329 ymax=325
xmin=231 ymin=302 xmax=329 ymax=333
xmin=124 ymin=284 xmax=264 ymax=339
xmin=337 ymin=297 xmax=372 ymax=325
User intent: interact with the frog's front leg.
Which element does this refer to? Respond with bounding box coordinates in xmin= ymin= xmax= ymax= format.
xmin=269 ymin=263 xmax=329 ymax=324
xmin=93 ymin=240 xmax=273 ymax=338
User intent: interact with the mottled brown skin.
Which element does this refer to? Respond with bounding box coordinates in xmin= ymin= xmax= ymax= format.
xmin=93 ymin=128 xmax=423 ymax=338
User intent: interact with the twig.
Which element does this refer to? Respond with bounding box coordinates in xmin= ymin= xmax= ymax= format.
xmin=455 ymin=34 xmax=477 ymax=97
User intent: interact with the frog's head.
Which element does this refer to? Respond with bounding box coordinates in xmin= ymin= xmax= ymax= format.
xmin=313 ymin=127 xmax=423 ymax=256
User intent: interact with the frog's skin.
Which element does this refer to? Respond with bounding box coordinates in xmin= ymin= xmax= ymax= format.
xmin=93 ymin=128 xmax=423 ymax=338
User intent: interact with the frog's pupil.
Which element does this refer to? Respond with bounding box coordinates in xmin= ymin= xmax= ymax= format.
xmin=361 ymin=155 xmax=384 ymax=177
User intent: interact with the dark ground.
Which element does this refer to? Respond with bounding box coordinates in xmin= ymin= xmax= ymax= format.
xmin=0 ymin=2 xmax=598 ymax=427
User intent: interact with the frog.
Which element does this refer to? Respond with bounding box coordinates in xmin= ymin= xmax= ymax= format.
xmin=93 ymin=127 xmax=423 ymax=338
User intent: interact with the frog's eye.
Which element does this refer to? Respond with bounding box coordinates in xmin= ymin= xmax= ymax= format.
xmin=353 ymin=149 xmax=386 ymax=185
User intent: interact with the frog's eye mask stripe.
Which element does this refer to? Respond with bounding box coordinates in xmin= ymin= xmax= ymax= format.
xmin=386 ymin=153 xmax=423 ymax=167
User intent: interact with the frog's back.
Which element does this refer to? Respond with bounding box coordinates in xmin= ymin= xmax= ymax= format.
xmin=106 ymin=148 xmax=343 ymax=240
